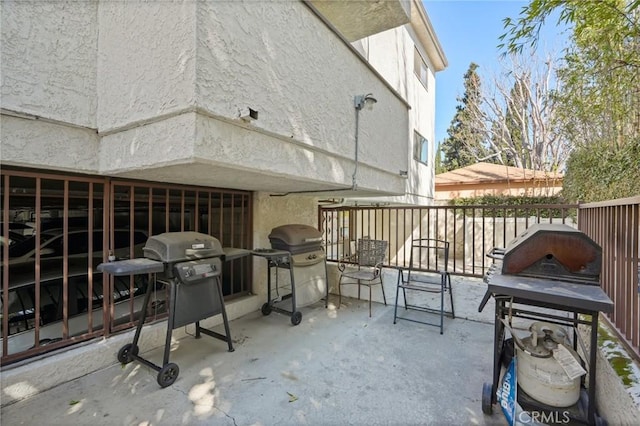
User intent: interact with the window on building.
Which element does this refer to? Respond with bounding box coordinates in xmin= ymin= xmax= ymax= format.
xmin=414 ymin=47 xmax=429 ymax=90
xmin=414 ymin=131 xmax=429 ymax=165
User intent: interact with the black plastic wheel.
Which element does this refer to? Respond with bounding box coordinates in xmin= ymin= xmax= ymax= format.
xmin=261 ymin=303 xmax=272 ymax=316
xmin=117 ymin=343 xmax=139 ymax=364
xmin=157 ymin=362 xmax=180 ymax=388
xmin=481 ymin=382 xmax=493 ymax=415
xmin=291 ymin=311 xmax=302 ymax=326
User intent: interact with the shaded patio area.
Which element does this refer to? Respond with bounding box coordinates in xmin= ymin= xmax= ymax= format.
xmin=1 ymin=277 xmax=508 ymax=425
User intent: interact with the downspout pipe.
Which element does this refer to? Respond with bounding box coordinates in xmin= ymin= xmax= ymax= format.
xmin=352 ymin=93 xmax=377 ymax=190
xmin=352 ymin=102 xmax=360 ymax=190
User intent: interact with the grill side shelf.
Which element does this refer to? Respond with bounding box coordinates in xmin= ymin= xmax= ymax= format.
xmin=97 ymin=258 xmax=165 ymax=276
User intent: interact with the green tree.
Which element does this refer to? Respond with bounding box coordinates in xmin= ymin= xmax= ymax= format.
xmin=439 ymin=62 xmax=488 ymax=171
xmin=501 ymin=0 xmax=640 ymax=201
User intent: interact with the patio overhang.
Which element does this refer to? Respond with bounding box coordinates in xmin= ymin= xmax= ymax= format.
xmin=307 ymin=0 xmax=411 ymax=42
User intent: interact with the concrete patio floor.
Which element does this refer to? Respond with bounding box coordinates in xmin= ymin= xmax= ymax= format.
xmin=1 ymin=277 xmax=509 ymax=426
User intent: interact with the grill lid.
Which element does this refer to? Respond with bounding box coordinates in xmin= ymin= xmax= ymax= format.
xmin=500 ymin=224 xmax=601 ymax=284
xmin=268 ymin=224 xmax=323 ymax=253
xmin=143 ymin=232 xmax=224 ymax=263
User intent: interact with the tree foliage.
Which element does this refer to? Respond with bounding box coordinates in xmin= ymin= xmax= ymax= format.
xmin=439 ymin=56 xmax=568 ymax=179
xmin=448 ymin=194 xmax=572 ymax=218
xmin=563 ymin=137 xmax=640 ymax=202
xmin=439 ymin=63 xmax=488 ymax=171
xmin=500 ymin=0 xmax=640 ymax=201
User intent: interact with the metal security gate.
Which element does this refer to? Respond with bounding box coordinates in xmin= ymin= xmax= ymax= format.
xmin=1 ymin=168 xmax=252 ymax=365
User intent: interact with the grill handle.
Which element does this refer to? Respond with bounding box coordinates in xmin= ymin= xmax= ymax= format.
xmin=185 ymin=248 xmax=220 ymax=258
xmin=292 ymin=251 xmax=325 ymax=266
xmin=487 ymin=247 xmax=506 ymax=260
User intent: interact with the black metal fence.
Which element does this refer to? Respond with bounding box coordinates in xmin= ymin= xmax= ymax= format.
xmin=578 ymin=196 xmax=640 ymax=360
xmin=1 ymin=169 xmax=252 ymax=365
xmin=319 ymin=204 xmax=578 ymax=276
xmin=319 ymin=200 xmax=640 ymax=360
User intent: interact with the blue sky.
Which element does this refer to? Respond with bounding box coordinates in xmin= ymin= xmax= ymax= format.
xmin=423 ymin=0 xmax=534 ymax=144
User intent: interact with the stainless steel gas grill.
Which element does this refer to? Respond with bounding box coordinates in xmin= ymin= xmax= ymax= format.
xmin=478 ymin=224 xmax=613 ymax=425
xmin=252 ymin=224 xmax=328 ymax=325
xmin=97 ymin=232 xmax=235 ymax=388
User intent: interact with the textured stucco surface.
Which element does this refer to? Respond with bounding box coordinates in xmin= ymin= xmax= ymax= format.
xmin=97 ymin=1 xmax=197 ymax=131
xmin=578 ymin=325 xmax=640 ymax=424
xmin=309 ymin=0 xmax=411 ymax=42
xmin=351 ymin=25 xmax=437 ymax=205
xmin=195 ymin=1 xmax=408 ymax=177
xmin=1 ymin=116 xmax=99 ymax=173
xmin=100 ymin=111 xmax=407 ymax=195
xmin=99 ymin=112 xmax=196 ymax=173
xmin=3 ymin=0 xmax=412 ymax=198
xmin=1 ymin=1 xmax=98 ymax=128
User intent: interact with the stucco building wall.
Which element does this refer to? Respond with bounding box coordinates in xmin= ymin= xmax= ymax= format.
xmin=1 ymin=1 xmax=98 ymax=128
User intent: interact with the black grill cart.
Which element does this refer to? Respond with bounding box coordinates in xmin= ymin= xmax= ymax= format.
xmin=252 ymin=224 xmax=328 ymax=326
xmin=98 ymin=232 xmax=237 ymax=388
xmin=478 ymin=224 xmax=614 ymax=425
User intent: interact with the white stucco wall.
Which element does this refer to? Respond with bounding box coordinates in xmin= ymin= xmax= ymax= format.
xmin=195 ymin=1 xmax=408 ymax=187
xmin=1 ymin=116 xmax=100 ymax=173
xmin=3 ymin=0 xmax=411 ymax=198
xmin=350 ymin=23 xmax=438 ymax=206
xmin=97 ymin=1 xmax=197 ymax=132
xmin=1 ymin=1 xmax=98 ymax=128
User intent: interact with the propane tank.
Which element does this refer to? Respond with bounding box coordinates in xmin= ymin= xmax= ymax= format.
xmin=515 ymin=322 xmax=582 ymax=407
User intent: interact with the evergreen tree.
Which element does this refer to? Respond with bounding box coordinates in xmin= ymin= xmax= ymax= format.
xmin=440 ymin=63 xmax=488 ymax=171
xmin=504 ymin=79 xmax=529 ymax=168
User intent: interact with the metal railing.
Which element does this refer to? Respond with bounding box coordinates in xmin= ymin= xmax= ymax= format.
xmin=579 ymin=196 xmax=640 ymax=360
xmin=319 ymin=200 xmax=639 ymax=360
xmin=1 ymin=168 xmax=253 ymax=365
xmin=319 ymin=204 xmax=578 ymax=276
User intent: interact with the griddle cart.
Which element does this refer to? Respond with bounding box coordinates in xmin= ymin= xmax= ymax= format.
xmin=478 ymin=224 xmax=614 ymax=426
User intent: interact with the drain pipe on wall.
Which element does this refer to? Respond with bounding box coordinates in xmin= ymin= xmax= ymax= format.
xmin=271 ymin=93 xmax=377 ymax=197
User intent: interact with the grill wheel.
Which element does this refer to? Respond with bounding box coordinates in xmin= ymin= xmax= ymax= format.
xmin=157 ymin=363 xmax=179 ymax=388
xmin=291 ymin=311 xmax=302 ymax=326
xmin=117 ymin=343 xmax=139 ymax=364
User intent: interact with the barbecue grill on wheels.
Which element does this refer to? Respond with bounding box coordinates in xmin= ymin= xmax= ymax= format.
xmin=252 ymin=224 xmax=328 ymax=325
xmin=478 ymin=224 xmax=613 ymax=425
xmin=98 ymin=232 xmax=236 ymax=388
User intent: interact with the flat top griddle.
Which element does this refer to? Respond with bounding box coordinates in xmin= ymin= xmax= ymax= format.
xmin=484 ymin=268 xmax=614 ymax=313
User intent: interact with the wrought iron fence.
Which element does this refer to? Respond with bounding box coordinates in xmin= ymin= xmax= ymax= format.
xmin=319 ymin=200 xmax=639 ymax=360
xmin=1 ymin=169 xmax=252 ymax=365
xmin=579 ymin=196 xmax=640 ymax=360
xmin=319 ymin=204 xmax=578 ymax=276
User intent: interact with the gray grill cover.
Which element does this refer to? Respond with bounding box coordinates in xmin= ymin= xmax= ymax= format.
xmin=269 ymin=224 xmax=323 ymax=254
xmin=143 ymin=232 xmax=224 ymax=263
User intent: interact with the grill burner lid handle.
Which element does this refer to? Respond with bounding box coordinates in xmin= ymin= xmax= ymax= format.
xmin=185 ymin=248 xmax=220 ymax=258
xmin=303 ymin=237 xmax=323 ymax=243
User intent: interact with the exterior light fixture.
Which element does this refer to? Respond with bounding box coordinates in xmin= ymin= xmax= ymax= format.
xmin=354 ymin=93 xmax=377 ymax=111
